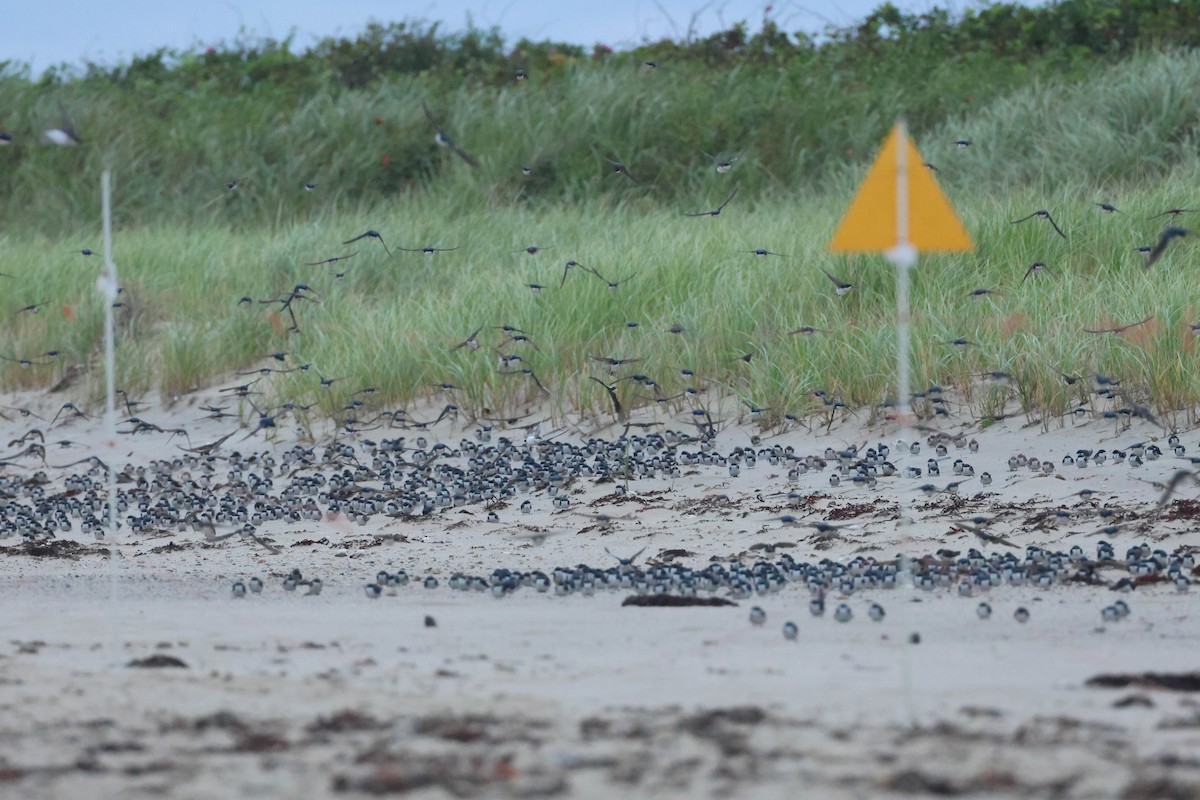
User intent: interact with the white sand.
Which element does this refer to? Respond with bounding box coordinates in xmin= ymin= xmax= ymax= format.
xmin=2 ymin=387 xmax=1199 ymax=798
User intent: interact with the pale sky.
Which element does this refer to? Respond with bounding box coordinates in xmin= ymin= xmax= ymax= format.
xmin=1 ymin=1 xmax=1001 ymax=75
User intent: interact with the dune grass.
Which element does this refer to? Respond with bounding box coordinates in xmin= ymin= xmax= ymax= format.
xmin=4 ymin=43 xmax=1200 ymax=428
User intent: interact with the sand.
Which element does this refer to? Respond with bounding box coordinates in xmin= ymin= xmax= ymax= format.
xmin=2 ymin=386 xmax=1199 ymax=799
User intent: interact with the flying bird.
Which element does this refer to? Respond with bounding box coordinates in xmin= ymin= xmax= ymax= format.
xmin=1083 ymin=315 xmax=1154 ymax=335
xmin=819 ymin=267 xmax=853 ymax=295
xmin=684 ymin=185 xmax=739 ymax=217
xmin=1146 ymin=227 xmax=1189 ymax=267
xmin=1010 ymin=209 xmax=1066 ymax=239
xmin=422 ymin=100 xmax=480 ymax=167
xmin=42 ymin=103 xmax=81 ymax=146
xmin=701 ymin=149 xmax=746 ymax=173
xmin=342 ymin=230 xmax=391 ymax=256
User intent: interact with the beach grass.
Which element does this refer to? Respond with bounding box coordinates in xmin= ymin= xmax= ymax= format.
xmin=3 ymin=33 xmax=1200 ymax=427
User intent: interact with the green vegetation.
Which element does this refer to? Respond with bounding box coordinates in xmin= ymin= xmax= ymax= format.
xmin=2 ymin=2 xmax=1200 ymax=428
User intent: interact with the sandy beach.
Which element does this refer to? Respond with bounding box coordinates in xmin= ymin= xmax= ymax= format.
xmin=2 ymin=386 xmax=1199 ymax=799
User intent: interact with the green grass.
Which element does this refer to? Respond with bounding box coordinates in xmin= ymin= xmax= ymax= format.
xmin=4 ymin=48 xmax=1200 ymax=427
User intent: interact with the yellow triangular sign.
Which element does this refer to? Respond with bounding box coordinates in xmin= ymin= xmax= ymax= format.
xmin=830 ymin=123 xmax=972 ymax=253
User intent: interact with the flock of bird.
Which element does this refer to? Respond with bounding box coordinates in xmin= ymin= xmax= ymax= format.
xmin=2 ymin=85 xmax=1199 ymax=629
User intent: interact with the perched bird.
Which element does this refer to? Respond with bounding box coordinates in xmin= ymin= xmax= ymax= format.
xmin=365 ymin=583 xmax=382 ymax=599
xmin=1013 ymin=607 xmax=1030 ymax=624
xmin=782 ymin=621 xmax=798 ymax=640
xmin=749 ymin=606 xmax=766 ymax=626
xmin=976 ymin=602 xmax=992 ymax=620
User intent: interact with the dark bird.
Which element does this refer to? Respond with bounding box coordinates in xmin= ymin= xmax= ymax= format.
xmin=740 ymin=248 xmax=786 ymax=258
xmin=605 ymin=157 xmax=637 ymax=182
xmin=1010 ymin=209 xmax=1066 ymax=239
xmin=305 ymin=253 xmax=357 ymax=266
xmin=422 ymin=101 xmax=480 ymax=167
xmin=450 ymin=326 xmax=483 ymax=352
xmin=685 ymin=185 xmax=739 ymax=217
xmin=343 ymin=230 xmax=391 ymax=256
xmin=953 ymin=139 xmax=971 ymax=150
xmin=225 ymin=177 xmax=248 ymax=190
xmin=590 ymin=269 xmax=634 ymax=290
xmin=1148 ymin=208 xmax=1196 ymax=219
xmin=1146 ymin=227 xmax=1189 ymax=267
xmin=1083 ymin=315 xmax=1154 ymax=335
xmin=590 ymin=377 xmax=623 ymax=417
xmin=968 ymin=288 xmax=1003 ymax=299
xmin=42 ymin=103 xmax=81 ymax=146
xmin=819 ymin=267 xmax=853 ymax=295
xmin=1021 ymin=261 xmax=1048 ymax=283
xmin=560 ymin=260 xmax=592 ymax=287
xmin=399 ymin=246 xmax=459 ymax=254
xmin=1094 ymin=202 xmax=1121 ymax=214
xmin=701 ymin=149 xmax=745 ymax=173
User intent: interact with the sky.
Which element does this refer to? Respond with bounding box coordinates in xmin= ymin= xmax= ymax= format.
xmin=0 ymin=1 xmax=999 ymax=75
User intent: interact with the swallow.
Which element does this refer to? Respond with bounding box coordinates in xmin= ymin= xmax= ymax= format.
xmin=604 ymin=157 xmax=637 ymax=182
xmin=1145 ymin=227 xmax=1188 ymax=267
xmin=399 ymin=246 xmax=458 ymax=254
xmin=449 ymin=326 xmax=483 ymax=352
xmin=1155 ymin=469 xmax=1200 ymax=511
xmin=605 ymin=546 xmax=646 ymax=567
xmin=591 ymin=269 xmax=634 ymax=290
xmin=1054 ymin=368 xmax=1082 ymax=385
xmin=42 ymin=102 xmax=81 ymax=146
xmin=701 ymin=149 xmax=745 ymax=173
xmin=14 ymin=302 xmax=47 ymax=315
xmin=954 ymin=139 xmax=971 ymax=150
xmin=499 ymin=367 xmax=550 ymax=394
xmin=342 ymin=230 xmax=391 ymax=256
xmin=946 ymin=337 xmax=976 ymax=350
xmin=953 ymin=519 xmax=1019 ymax=548
xmin=1148 ymin=208 xmax=1196 ymax=219
xmin=305 ymin=253 xmax=357 ymax=266
xmin=1010 ymin=209 xmax=1066 ymax=239
xmin=225 ymin=177 xmax=248 ymax=190
xmin=422 ymin=100 xmax=479 ymax=167
xmin=1094 ymin=202 xmax=1121 ymax=214
xmin=76 ymin=249 xmax=95 ymax=256
xmin=515 ymin=245 xmax=550 ymax=255
xmin=788 ymin=326 xmax=830 ymax=336
xmin=819 ymin=267 xmax=853 ymax=295
xmin=1021 ymin=261 xmax=1048 ymax=283
xmin=968 ymin=288 xmax=1003 ymax=299
xmin=560 ymin=260 xmax=592 ymax=287
xmin=304 ymin=182 xmax=317 ymax=191
xmin=1083 ymin=315 xmax=1153 ymax=335
xmin=589 ymin=377 xmax=623 ymax=417
xmin=684 ymin=185 xmax=739 ymax=217
xmin=740 ymin=248 xmax=786 ymax=257
xmin=0 ymin=132 xmax=11 ymax=145
xmin=923 ymin=162 xmax=939 ymax=171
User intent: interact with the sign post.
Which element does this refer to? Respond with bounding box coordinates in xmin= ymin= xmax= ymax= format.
xmin=829 ymin=122 xmax=973 ymax=427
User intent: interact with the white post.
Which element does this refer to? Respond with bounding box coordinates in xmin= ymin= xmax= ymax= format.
xmin=888 ymin=123 xmax=918 ymax=426
xmin=100 ymin=171 xmax=122 ymax=659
